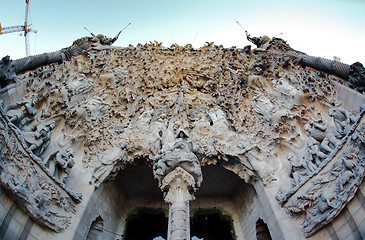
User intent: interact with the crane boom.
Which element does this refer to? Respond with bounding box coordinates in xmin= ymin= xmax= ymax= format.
xmin=0 ymin=25 xmax=25 ymax=35
xmin=0 ymin=0 xmax=36 ymax=56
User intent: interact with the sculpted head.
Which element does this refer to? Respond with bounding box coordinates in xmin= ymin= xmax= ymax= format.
xmin=328 ymin=108 xmax=335 ymax=117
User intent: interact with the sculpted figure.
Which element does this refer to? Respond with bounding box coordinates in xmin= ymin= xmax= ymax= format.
xmin=0 ymin=56 xmax=17 ymax=87
xmin=4 ymin=96 xmax=38 ymax=127
xmin=349 ymin=62 xmax=365 ymax=92
xmin=319 ymin=132 xmax=340 ymax=155
xmin=328 ymin=107 xmax=356 ymax=137
xmin=339 ymin=170 xmax=354 ymax=192
xmin=67 ymin=74 xmax=94 ymax=96
xmin=154 ymin=140 xmax=202 ymax=188
xmin=288 ymin=152 xmax=316 ymax=186
xmin=318 ymin=187 xmax=337 ymax=214
xmin=46 ymin=148 xmax=75 ymax=183
xmin=239 ymin=142 xmax=275 ymax=184
xmin=23 ymin=121 xmax=56 ymax=156
xmin=304 ymin=120 xmax=328 ymax=143
xmin=93 ymin=27 xmax=127 ymax=46
xmin=84 ymin=95 xmax=110 ymax=121
xmin=253 ymin=96 xmax=274 ymax=121
xmin=92 ymin=142 xmax=128 ymax=186
xmin=308 ymin=137 xmax=327 ymax=166
xmin=245 ymin=31 xmax=270 ymax=48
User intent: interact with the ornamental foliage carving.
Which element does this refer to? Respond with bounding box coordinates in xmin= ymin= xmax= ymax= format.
xmin=0 ymin=34 xmax=364 ymax=236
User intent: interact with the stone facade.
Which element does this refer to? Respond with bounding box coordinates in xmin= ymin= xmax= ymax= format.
xmin=0 ymin=35 xmax=364 ymax=239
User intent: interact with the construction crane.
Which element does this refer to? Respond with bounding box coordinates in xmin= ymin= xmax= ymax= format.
xmin=0 ymin=0 xmax=37 ymax=57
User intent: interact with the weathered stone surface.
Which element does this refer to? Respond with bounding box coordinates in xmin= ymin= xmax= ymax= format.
xmin=0 ymin=34 xmax=364 ymax=239
xmin=0 ymin=106 xmax=81 ymax=232
xmin=276 ymin=108 xmax=365 ymax=237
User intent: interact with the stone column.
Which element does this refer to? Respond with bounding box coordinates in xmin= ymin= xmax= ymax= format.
xmin=161 ymin=167 xmax=196 ymax=240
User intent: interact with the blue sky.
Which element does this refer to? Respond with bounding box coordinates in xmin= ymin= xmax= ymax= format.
xmin=1 ymin=0 xmax=365 ymax=64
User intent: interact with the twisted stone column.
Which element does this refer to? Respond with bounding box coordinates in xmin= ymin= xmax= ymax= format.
xmin=161 ymin=167 xmax=196 ymax=240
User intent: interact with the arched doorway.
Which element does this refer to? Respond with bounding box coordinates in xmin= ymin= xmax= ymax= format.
xmin=79 ymin=164 xmax=277 ymax=240
xmin=190 ymin=209 xmax=235 ymax=240
xmin=256 ymin=218 xmax=272 ymax=240
xmin=190 ymin=165 xmax=271 ymax=240
xmin=123 ymin=208 xmax=168 ymax=240
xmin=86 ymin=216 xmax=104 ymax=240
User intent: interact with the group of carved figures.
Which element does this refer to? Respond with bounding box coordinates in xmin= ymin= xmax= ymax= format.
xmin=0 ymin=97 xmax=74 ymax=184
xmin=288 ymin=107 xmax=358 ymax=187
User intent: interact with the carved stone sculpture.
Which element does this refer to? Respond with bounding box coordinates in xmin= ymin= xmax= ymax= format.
xmin=288 ymin=152 xmax=315 ymax=187
xmin=91 ymin=142 xmax=129 ymax=186
xmin=4 ymin=96 xmax=38 ymax=128
xmin=1 ymin=31 xmax=363 ymax=239
xmin=152 ymin=124 xmax=203 ymax=240
xmin=328 ymin=107 xmax=356 ymax=137
xmin=277 ymin=108 xmax=365 ymax=237
xmin=154 ymin=140 xmax=202 ymax=189
xmin=23 ymin=121 xmax=56 ymax=157
xmin=0 ymin=106 xmax=82 ymax=232
xmin=308 ymin=137 xmax=327 ymax=166
xmin=303 ymin=120 xmax=328 ymax=143
xmin=45 ymin=148 xmax=75 ymax=183
xmin=245 ymin=31 xmax=270 ymax=48
xmin=66 ymin=74 xmax=94 ymax=97
xmin=349 ymin=62 xmax=365 ymax=92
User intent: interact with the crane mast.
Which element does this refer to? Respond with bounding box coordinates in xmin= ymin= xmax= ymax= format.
xmin=0 ymin=0 xmax=37 ymax=56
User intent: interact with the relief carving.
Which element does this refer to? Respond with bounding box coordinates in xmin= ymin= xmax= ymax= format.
xmin=91 ymin=142 xmax=130 ymax=187
xmin=0 ymin=106 xmax=82 ymax=232
xmin=3 ymin=96 xmax=38 ymax=128
xmin=1 ymin=34 xmax=362 ymax=237
xmin=277 ymin=108 xmax=365 ymax=237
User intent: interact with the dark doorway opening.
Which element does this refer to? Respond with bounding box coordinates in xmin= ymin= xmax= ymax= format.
xmin=124 ymin=208 xmax=168 ymax=240
xmin=256 ymin=218 xmax=272 ymax=240
xmin=190 ymin=209 xmax=235 ymax=240
xmin=86 ymin=216 xmax=103 ymax=240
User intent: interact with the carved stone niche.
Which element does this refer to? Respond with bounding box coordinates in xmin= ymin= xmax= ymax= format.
xmin=0 ymin=107 xmax=82 ymax=232
xmin=276 ymin=108 xmax=365 ymax=237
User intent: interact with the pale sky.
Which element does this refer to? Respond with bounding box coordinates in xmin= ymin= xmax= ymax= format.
xmin=1 ymin=0 xmax=365 ymax=65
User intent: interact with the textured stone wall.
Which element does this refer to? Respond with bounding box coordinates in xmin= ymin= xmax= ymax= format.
xmin=0 ymin=36 xmax=364 ymax=239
